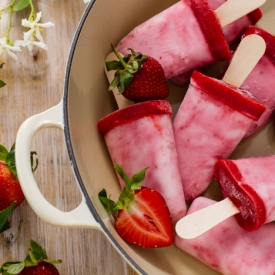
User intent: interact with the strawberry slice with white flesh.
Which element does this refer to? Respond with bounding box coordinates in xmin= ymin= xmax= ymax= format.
xmin=98 ymin=164 xmax=174 ymax=249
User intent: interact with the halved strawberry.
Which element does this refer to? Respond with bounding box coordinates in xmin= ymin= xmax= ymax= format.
xmin=106 ymin=45 xmax=169 ymax=103
xmin=98 ymin=164 xmax=174 ymax=248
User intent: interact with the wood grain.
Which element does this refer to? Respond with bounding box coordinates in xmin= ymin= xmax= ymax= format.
xmin=0 ymin=1 xmax=137 ymax=274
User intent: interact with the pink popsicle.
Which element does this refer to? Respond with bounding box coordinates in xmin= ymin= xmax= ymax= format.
xmin=173 ymin=70 xmax=266 ymax=201
xmin=214 ymin=155 xmax=275 ymax=231
xmin=175 ymin=196 xmax=275 ymax=275
xmin=117 ymin=0 xmax=231 ymax=80
xmin=97 ymin=100 xmax=186 ymax=221
xmin=237 ymin=26 xmax=275 ymax=138
xmin=170 ymin=1 xmax=262 ymax=86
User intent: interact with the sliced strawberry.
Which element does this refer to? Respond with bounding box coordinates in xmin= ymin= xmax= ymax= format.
xmin=106 ymin=45 xmax=169 ymax=102
xmin=98 ymin=164 xmax=174 ymax=248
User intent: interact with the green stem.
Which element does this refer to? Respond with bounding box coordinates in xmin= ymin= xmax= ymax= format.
xmin=2 ymin=0 xmax=17 ymax=45
xmin=111 ymin=43 xmax=128 ymax=69
xmin=0 ymin=0 xmax=17 ymax=13
xmin=28 ymin=0 xmax=35 ymax=21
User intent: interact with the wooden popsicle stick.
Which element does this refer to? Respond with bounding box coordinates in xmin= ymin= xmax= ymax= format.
xmin=215 ymin=0 xmax=266 ymax=28
xmin=105 ymin=52 xmax=134 ymax=109
xmin=175 ymin=198 xmax=239 ymax=239
xmin=175 ymin=34 xmax=266 ymax=240
xmin=222 ymin=34 xmax=266 ymax=87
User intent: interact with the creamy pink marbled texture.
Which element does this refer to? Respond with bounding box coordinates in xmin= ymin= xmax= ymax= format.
xmin=173 ymin=81 xmax=255 ymax=200
xmin=175 ymin=197 xmax=275 ymax=275
xmin=117 ymin=0 xmax=213 ymax=80
xmin=103 ymin=112 xmax=186 ymax=221
xmin=240 ymin=55 xmax=275 ymax=138
xmin=170 ymin=0 xmax=258 ymax=86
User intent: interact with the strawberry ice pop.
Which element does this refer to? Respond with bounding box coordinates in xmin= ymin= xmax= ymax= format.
xmin=173 ymin=34 xmax=266 ymax=201
xmin=175 ymin=197 xmax=275 ymax=275
xmin=97 ymin=100 xmax=186 ymax=221
xmin=116 ymin=0 xmax=265 ymax=84
xmin=170 ymin=0 xmax=262 ymax=86
xmin=208 ymin=0 xmax=262 ymax=45
xmin=236 ymin=26 xmax=275 ymax=138
xmin=214 ymin=156 xmax=275 ymax=231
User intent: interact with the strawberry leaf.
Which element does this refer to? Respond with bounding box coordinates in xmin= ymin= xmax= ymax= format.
xmin=99 ymin=165 xmax=150 ymax=215
xmin=106 ymin=45 xmax=147 ymax=93
xmin=98 ymin=189 xmax=117 ymax=216
xmin=108 ymin=74 xmax=120 ymax=91
xmin=121 ymin=71 xmax=133 ymax=88
xmin=6 ymin=149 xmax=17 ymax=179
xmin=131 ymin=167 xmax=148 ymax=190
xmin=0 ymin=202 xmax=16 ymax=233
xmin=0 ymin=145 xmax=8 ymax=162
xmin=114 ymin=164 xmax=131 ymax=188
xmin=44 ymin=259 xmax=62 ymax=265
xmin=0 ymin=80 xmax=6 ymax=88
xmin=1 ymin=261 xmax=25 ymax=274
xmin=25 ymin=240 xmax=48 ymax=266
xmin=105 ymin=60 xmax=120 ymax=71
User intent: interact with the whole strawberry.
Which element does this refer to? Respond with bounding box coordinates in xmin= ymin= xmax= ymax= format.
xmin=0 ymin=143 xmax=25 ymax=211
xmin=0 ymin=143 xmax=38 ymax=211
xmin=0 ymin=239 xmax=61 ymax=275
xmin=106 ymin=45 xmax=169 ymax=102
xmin=0 ymin=143 xmax=38 ymax=232
xmin=98 ymin=164 xmax=174 ymax=248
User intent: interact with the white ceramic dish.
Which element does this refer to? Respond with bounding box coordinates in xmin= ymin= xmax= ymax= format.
xmin=15 ymin=1 xmax=275 ymax=274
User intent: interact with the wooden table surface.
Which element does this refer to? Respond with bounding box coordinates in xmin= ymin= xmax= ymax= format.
xmin=0 ymin=1 xmax=137 ymax=274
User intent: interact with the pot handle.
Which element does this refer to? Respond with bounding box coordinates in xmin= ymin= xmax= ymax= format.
xmin=15 ymin=100 xmax=100 ymax=229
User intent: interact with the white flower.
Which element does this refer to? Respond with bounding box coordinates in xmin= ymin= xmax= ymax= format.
xmin=22 ymin=11 xmax=54 ymax=43
xmin=14 ymin=39 xmax=48 ymax=52
xmin=0 ymin=37 xmax=21 ymax=60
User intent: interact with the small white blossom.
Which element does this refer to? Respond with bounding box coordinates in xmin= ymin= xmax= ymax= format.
xmin=0 ymin=37 xmax=21 ymax=60
xmin=22 ymin=11 xmax=54 ymax=43
xmin=14 ymin=39 xmax=48 ymax=52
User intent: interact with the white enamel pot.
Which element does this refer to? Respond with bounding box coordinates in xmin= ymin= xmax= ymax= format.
xmin=15 ymin=0 xmax=275 ymax=274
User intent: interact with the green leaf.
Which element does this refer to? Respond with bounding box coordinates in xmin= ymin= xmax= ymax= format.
xmin=29 ymin=239 xmax=48 ymax=262
xmin=0 ymin=261 xmax=24 ymax=274
xmin=13 ymin=0 xmax=30 ymax=11
xmin=121 ymin=71 xmax=133 ymax=88
xmin=0 ymin=202 xmax=16 ymax=233
xmin=118 ymin=73 xmax=125 ymax=93
xmin=44 ymin=259 xmax=62 ymax=265
xmin=131 ymin=167 xmax=148 ymax=190
xmin=0 ymin=145 xmax=8 ymax=162
xmin=0 ymin=80 xmax=6 ymax=88
xmin=98 ymin=189 xmax=116 ymax=216
xmin=5 ymin=262 xmax=25 ymax=274
xmin=108 ymin=74 xmax=120 ymax=92
xmin=105 ymin=60 xmax=120 ymax=71
xmin=6 ymin=150 xmax=17 ymax=179
xmin=114 ymin=164 xmax=131 ymax=188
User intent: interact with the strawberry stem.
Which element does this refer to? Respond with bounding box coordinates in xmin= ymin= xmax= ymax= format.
xmin=111 ymin=43 xmax=128 ymax=69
